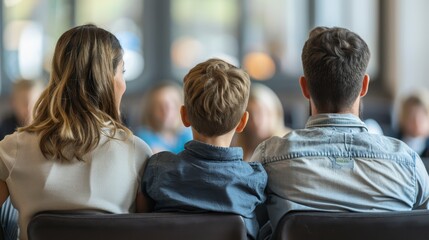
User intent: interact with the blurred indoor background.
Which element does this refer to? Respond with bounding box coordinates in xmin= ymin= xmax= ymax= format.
xmin=0 ymin=0 xmax=428 ymax=135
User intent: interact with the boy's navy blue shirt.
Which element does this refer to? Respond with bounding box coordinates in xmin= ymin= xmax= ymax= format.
xmin=142 ymin=140 xmax=267 ymax=239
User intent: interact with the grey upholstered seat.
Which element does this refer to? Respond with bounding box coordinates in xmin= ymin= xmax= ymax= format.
xmin=272 ymin=210 xmax=429 ymax=240
xmin=27 ymin=212 xmax=247 ymax=240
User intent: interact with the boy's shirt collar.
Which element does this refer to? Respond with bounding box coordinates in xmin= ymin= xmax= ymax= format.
xmin=183 ymin=140 xmax=243 ymax=161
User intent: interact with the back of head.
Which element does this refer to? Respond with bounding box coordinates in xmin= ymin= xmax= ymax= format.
xmin=250 ymin=83 xmax=285 ymax=131
xmin=301 ymin=27 xmax=370 ymax=113
xmin=236 ymin=83 xmax=288 ymax=160
xmin=183 ymin=58 xmax=250 ymax=137
xmin=21 ymin=24 xmax=129 ymax=161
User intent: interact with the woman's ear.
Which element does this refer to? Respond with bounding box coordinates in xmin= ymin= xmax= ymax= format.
xmin=235 ymin=111 xmax=249 ymax=133
xmin=180 ymin=105 xmax=191 ymax=127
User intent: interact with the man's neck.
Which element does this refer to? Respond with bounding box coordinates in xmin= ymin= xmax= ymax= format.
xmin=311 ymin=99 xmax=361 ymax=117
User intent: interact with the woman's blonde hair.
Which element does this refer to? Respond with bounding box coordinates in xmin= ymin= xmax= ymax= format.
xmin=249 ymin=83 xmax=287 ymax=136
xmin=20 ymin=24 xmax=130 ymax=161
xmin=233 ymin=83 xmax=291 ymax=160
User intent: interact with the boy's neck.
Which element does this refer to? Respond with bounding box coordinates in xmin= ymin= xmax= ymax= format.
xmin=191 ymin=128 xmax=235 ymax=148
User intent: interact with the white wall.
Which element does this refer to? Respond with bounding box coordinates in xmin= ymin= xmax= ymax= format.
xmin=384 ymin=0 xmax=429 ymax=127
xmin=395 ymin=0 xmax=429 ymax=96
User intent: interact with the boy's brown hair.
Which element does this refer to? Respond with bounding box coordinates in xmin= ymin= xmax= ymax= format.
xmin=183 ymin=58 xmax=250 ymax=137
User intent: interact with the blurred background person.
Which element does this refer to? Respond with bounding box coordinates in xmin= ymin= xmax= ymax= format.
xmin=0 ymin=79 xmax=43 ymax=240
xmin=0 ymin=79 xmax=44 ymax=140
xmin=397 ymin=90 xmax=429 ymax=158
xmin=233 ymin=83 xmax=291 ymax=161
xmin=137 ymin=81 xmax=192 ymax=153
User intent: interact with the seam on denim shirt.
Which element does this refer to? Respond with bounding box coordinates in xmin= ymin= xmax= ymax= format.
xmin=261 ymin=141 xmax=267 ymax=163
xmin=262 ymin=151 xmax=416 ymax=165
xmin=412 ymin=151 xmax=417 ymax=205
xmin=247 ymin=162 xmax=268 ymax=202
xmin=343 ymin=133 xmax=348 ymax=152
xmin=248 ymin=162 xmax=268 ymax=185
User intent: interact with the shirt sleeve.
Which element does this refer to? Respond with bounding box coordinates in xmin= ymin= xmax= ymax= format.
xmin=247 ymin=162 xmax=268 ymax=204
xmin=133 ymin=136 xmax=153 ymax=186
xmin=0 ymin=133 xmax=18 ymax=181
xmin=413 ymin=154 xmax=429 ymax=209
xmin=141 ymin=155 xmax=158 ymax=198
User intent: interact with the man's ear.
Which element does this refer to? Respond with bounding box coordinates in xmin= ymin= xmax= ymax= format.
xmin=299 ymin=76 xmax=311 ymax=100
xmin=360 ymin=74 xmax=370 ymax=97
xmin=235 ymin=111 xmax=249 ymax=133
xmin=180 ymin=105 xmax=191 ymax=127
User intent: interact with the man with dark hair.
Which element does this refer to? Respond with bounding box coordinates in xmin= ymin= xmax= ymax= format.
xmin=301 ymin=26 xmax=370 ymax=114
xmin=251 ymin=27 xmax=429 ymax=233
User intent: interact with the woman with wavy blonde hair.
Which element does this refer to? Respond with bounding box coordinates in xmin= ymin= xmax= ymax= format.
xmin=0 ymin=24 xmax=152 ymax=240
xmin=233 ymin=83 xmax=291 ymax=161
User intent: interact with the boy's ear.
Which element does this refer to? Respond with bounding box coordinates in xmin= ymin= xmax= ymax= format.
xmin=180 ymin=105 xmax=191 ymax=127
xmin=235 ymin=111 xmax=249 ymax=133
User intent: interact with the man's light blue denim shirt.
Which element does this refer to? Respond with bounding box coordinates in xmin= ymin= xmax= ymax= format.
xmin=142 ymin=140 xmax=267 ymax=240
xmin=250 ymin=114 xmax=429 ymax=230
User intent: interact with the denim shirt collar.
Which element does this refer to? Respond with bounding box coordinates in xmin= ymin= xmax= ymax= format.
xmin=305 ymin=113 xmax=368 ymax=131
xmin=184 ymin=140 xmax=243 ymax=161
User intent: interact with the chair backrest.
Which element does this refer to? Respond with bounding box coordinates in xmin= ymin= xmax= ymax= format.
xmin=272 ymin=210 xmax=429 ymax=240
xmin=27 ymin=212 xmax=247 ymax=240
xmin=420 ymin=157 xmax=429 ymax=174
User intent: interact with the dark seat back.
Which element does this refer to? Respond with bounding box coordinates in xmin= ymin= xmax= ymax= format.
xmin=272 ymin=210 xmax=429 ymax=240
xmin=420 ymin=157 xmax=429 ymax=174
xmin=27 ymin=212 xmax=246 ymax=240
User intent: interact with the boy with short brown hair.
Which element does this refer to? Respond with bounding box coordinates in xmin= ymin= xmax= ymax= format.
xmin=142 ymin=58 xmax=267 ymax=240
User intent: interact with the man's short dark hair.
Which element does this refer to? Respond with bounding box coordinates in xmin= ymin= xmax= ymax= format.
xmin=301 ymin=27 xmax=370 ymax=113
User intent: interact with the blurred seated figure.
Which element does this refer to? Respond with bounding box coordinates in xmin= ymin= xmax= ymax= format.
xmin=0 ymin=79 xmax=44 ymax=140
xmin=233 ymin=83 xmax=291 ymax=161
xmin=0 ymin=79 xmax=43 ymax=240
xmin=137 ymin=81 xmax=192 ymax=153
xmin=397 ymin=90 xmax=429 ymax=157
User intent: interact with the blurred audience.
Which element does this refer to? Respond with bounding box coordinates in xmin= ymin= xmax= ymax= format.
xmin=0 ymin=79 xmax=44 ymax=140
xmin=137 ymin=81 xmax=192 ymax=153
xmin=234 ymin=83 xmax=291 ymax=161
xmin=397 ymin=90 xmax=429 ymax=157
